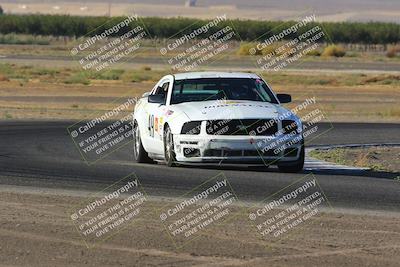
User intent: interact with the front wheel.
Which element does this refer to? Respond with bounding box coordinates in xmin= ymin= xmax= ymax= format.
xmin=164 ymin=125 xmax=177 ymax=167
xmin=133 ymin=122 xmax=153 ymax=163
xmin=277 ymin=144 xmax=305 ymax=173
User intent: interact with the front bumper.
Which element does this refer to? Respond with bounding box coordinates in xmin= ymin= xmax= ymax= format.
xmin=173 ymin=133 xmax=303 ymax=164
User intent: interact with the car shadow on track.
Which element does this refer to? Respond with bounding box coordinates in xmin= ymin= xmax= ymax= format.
xmin=169 ymin=162 xmax=400 ymax=180
xmin=309 ymin=169 xmax=400 ymax=180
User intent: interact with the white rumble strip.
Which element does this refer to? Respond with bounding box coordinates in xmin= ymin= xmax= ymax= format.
xmin=304 ymin=154 xmax=369 ymax=171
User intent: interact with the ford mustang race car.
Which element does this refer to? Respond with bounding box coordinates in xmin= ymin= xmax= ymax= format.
xmin=132 ymin=72 xmax=304 ymax=172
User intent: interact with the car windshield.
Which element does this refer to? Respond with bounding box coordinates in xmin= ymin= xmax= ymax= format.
xmin=170 ymin=78 xmax=278 ymax=104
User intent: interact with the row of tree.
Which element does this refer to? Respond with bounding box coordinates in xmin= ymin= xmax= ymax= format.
xmin=0 ymin=14 xmax=399 ymax=44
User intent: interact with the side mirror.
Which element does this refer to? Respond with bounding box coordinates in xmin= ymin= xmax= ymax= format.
xmin=277 ymin=94 xmax=292 ymax=103
xmin=148 ymin=94 xmax=165 ymax=104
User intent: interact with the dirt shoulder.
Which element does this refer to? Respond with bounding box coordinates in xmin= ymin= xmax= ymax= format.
xmin=0 ymin=188 xmax=399 ymax=267
xmin=310 ymin=146 xmax=400 ymax=173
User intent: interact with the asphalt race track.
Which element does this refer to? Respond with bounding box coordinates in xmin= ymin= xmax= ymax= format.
xmin=0 ymin=121 xmax=399 ymax=212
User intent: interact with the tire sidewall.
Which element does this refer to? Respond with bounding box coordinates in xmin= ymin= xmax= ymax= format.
xmin=133 ymin=123 xmax=140 ymax=161
xmin=164 ymin=126 xmax=176 ymax=166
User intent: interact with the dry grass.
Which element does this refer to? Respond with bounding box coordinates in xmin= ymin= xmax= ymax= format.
xmin=386 ymin=44 xmax=400 ymax=58
xmin=310 ymin=147 xmax=400 ymax=172
xmin=322 ymin=45 xmax=346 ymax=57
xmin=361 ymin=74 xmax=400 ymax=84
xmin=0 ymin=79 xmax=152 ymax=120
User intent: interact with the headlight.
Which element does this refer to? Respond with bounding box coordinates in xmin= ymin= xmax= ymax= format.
xmin=181 ymin=121 xmax=202 ymax=135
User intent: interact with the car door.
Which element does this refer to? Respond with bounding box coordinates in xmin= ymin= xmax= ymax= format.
xmin=142 ymin=77 xmax=172 ymax=155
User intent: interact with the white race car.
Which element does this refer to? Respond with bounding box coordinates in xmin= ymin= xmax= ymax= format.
xmin=132 ymin=72 xmax=304 ymax=172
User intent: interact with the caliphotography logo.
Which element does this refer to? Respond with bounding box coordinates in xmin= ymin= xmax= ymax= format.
xmin=67 ymin=95 xmax=138 ymax=164
xmin=158 ymin=14 xmax=241 ymax=71
xmin=69 ymin=173 xmax=149 ymax=248
xmin=157 ymin=173 xmax=240 ymax=249
xmin=248 ymin=173 xmax=333 ymax=246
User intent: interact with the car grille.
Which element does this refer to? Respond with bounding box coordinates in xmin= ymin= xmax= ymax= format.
xmin=204 ymin=149 xmax=279 ymax=157
xmin=206 ymin=119 xmax=278 ymax=136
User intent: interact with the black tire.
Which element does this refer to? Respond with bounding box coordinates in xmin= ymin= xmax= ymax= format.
xmin=133 ymin=122 xmax=153 ymax=163
xmin=163 ymin=125 xmax=177 ymax=167
xmin=277 ymin=144 xmax=305 ymax=173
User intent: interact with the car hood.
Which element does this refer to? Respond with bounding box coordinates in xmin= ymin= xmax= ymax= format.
xmin=172 ymin=100 xmax=291 ymax=121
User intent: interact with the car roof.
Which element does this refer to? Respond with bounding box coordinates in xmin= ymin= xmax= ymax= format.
xmin=173 ymin=71 xmax=260 ymax=81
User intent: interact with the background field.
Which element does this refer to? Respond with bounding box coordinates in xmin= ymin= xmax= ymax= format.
xmin=0 ymin=12 xmax=399 ymax=122
xmin=0 ymin=63 xmax=399 ymax=122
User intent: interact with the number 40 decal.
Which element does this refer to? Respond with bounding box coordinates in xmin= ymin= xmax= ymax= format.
xmin=148 ymin=114 xmax=155 ymax=137
xmin=148 ymin=115 xmax=159 ymax=137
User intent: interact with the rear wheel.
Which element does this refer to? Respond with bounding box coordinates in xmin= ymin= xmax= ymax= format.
xmin=164 ymin=125 xmax=177 ymax=167
xmin=277 ymin=144 xmax=305 ymax=173
xmin=133 ymin=122 xmax=153 ymax=163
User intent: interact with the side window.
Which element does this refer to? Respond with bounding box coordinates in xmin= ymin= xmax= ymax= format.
xmin=154 ymin=82 xmax=169 ymax=97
